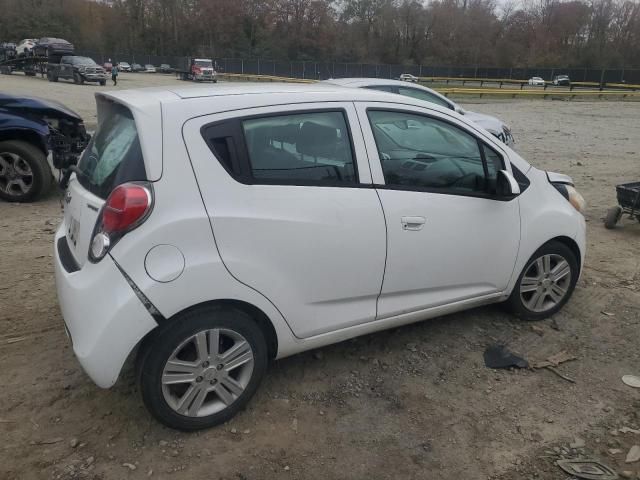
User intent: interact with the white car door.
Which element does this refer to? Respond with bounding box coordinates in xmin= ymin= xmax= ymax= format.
xmin=183 ymin=103 xmax=387 ymax=338
xmin=355 ymin=102 xmax=521 ymax=319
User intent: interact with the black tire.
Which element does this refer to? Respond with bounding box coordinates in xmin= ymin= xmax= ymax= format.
xmin=137 ymin=306 xmax=268 ymax=431
xmin=604 ymin=206 xmax=622 ymax=229
xmin=0 ymin=140 xmax=52 ymax=202
xmin=99 ymin=80 xmax=106 ymax=86
xmin=73 ymin=72 xmax=84 ymax=85
xmin=505 ymin=240 xmax=579 ymax=321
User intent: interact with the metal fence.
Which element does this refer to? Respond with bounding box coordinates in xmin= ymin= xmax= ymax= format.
xmin=78 ymin=51 xmax=640 ymax=84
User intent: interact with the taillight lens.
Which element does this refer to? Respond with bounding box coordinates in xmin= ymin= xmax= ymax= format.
xmin=90 ymin=182 xmax=153 ymax=262
xmin=103 ymin=184 xmax=151 ymax=233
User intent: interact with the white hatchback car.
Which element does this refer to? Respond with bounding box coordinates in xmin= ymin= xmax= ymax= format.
xmin=325 ymin=78 xmax=515 ymax=146
xmin=55 ymin=84 xmax=586 ymax=430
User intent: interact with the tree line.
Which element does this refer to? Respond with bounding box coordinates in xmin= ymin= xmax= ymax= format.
xmin=1 ymin=0 xmax=639 ymax=68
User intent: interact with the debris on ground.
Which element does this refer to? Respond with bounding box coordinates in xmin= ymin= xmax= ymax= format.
xmin=30 ymin=437 xmax=63 ymax=445
xmin=620 ymin=427 xmax=640 ymax=435
xmin=531 ymin=325 xmax=545 ymax=336
xmin=556 ymin=458 xmax=618 ymax=480
xmin=483 ymin=345 xmax=529 ymax=369
xmin=531 ymin=351 xmax=577 ymax=369
xmin=625 ymin=445 xmax=640 ymax=463
xmin=530 ymin=351 xmax=578 ymax=383
xmin=570 ymin=437 xmax=586 ymax=449
xmin=622 ymin=375 xmax=640 ymax=389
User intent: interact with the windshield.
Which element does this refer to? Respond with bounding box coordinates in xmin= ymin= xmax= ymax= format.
xmin=195 ymin=60 xmax=212 ymax=68
xmin=77 ymin=103 xmax=146 ymax=199
xmin=66 ymin=56 xmax=97 ymax=65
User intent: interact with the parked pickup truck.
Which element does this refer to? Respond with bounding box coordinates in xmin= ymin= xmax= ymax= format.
xmin=47 ymin=56 xmax=107 ymax=85
xmin=175 ymin=57 xmax=217 ymax=82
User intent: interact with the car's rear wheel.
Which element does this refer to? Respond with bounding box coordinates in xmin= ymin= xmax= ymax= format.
xmin=0 ymin=140 xmax=52 ymax=202
xmin=138 ymin=306 xmax=268 ymax=430
xmin=506 ymin=241 xmax=578 ymax=321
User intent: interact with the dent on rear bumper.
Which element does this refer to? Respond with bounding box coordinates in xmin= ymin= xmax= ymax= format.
xmin=54 ymin=227 xmax=157 ymax=388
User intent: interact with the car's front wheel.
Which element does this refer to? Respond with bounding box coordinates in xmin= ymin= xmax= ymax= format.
xmin=0 ymin=140 xmax=52 ymax=202
xmin=506 ymin=241 xmax=578 ymax=321
xmin=138 ymin=306 xmax=268 ymax=430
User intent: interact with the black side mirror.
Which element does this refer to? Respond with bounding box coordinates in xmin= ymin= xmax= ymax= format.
xmin=496 ymin=170 xmax=521 ymax=198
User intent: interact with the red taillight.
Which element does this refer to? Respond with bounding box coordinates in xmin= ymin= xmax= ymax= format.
xmin=90 ymin=183 xmax=152 ymax=262
xmin=103 ymin=183 xmax=151 ymax=233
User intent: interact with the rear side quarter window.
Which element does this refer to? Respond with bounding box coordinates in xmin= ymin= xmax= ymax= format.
xmin=201 ymin=110 xmax=359 ymax=186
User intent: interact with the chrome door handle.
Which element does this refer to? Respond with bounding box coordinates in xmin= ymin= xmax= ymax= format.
xmin=401 ymin=216 xmax=426 ymax=231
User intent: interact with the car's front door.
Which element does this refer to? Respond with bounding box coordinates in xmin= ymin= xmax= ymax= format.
xmin=60 ymin=58 xmax=72 ymax=79
xmin=355 ymin=103 xmax=521 ymax=319
xmin=183 ymin=103 xmax=387 ymax=338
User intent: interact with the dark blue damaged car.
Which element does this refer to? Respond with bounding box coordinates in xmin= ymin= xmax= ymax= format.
xmin=0 ymin=93 xmax=89 ymax=202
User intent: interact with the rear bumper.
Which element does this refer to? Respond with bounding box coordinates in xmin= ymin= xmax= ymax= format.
xmin=54 ymin=226 xmax=157 ymax=388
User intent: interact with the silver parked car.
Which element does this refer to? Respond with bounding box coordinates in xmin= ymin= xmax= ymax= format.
xmin=324 ymin=78 xmax=515 ymax=146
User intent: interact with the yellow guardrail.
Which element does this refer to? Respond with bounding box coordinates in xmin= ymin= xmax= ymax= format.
xmin=419 ymin=76 xmax=640 ymax=90
xmin=216 ymin=73 xmax=640 ymax=99
xmin=219 ymin=73 xmax=314 ymax=83
xmin=437 ymin=88 xmax=640 ymax=97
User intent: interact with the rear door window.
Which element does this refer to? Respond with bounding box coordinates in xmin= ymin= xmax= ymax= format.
xmin=242 ymin=111 xmax=357 ymax=185
xmin=76 ymin=103 xmax=146 ymax=199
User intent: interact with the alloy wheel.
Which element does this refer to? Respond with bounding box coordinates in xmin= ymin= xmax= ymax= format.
xmin=0 ymin=152 xmax=34 ymax=197
xmin=519 ymin=253 xmax=572 ymax=312
xmin=161 ymin=328 xmax=254 ymax=417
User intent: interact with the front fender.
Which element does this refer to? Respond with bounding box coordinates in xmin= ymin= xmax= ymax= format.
xmin=506 ymin=167 xmax=586 ymax=295
xmin=0 ymin=112 xmax=50 ymax=152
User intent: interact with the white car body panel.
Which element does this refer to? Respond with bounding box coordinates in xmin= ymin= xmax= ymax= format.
xmin=54 ymin=226 xmax=157 ymax=388
xmin=354 ymin=101 xmax=521 ymax=317
xmin=181 ymin=103 xmax=386 ymax=338
xmin=53 ymin=84 xmax=585 ymax=388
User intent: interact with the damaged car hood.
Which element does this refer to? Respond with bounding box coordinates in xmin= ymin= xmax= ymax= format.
xmin=0 ymin=93 xmax=82 ymax=123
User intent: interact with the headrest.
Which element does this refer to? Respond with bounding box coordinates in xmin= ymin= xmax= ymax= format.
xmin=297 ymin=122 xmax=337 ymax=157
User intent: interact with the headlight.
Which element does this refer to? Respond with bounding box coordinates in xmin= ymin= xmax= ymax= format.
xmin=77 ymin=66 xmax=86 ymax=72
xmin=566 ymin=185 xmax=586 ymax=214
xmin=552 ymin=183 xmax=586 ymax=214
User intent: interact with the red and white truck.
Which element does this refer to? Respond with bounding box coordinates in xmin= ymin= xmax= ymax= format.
xmin=175 ymin=57 xmax=217 ymax=82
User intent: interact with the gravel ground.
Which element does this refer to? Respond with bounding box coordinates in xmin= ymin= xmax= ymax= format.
xmin=1 ymin=72 xmax=639 ymax=480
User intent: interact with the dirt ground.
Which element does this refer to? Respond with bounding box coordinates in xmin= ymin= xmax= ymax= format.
xmin=1 ymin=72 xmax=639 ymax=480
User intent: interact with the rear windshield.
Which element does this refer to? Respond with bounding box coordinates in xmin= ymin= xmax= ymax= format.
xmin=76 ymin=103 xmax=146 ymax=199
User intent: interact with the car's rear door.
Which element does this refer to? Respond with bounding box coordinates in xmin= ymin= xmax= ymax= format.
xmin=183 ymin=103 xmax=387 ymax=338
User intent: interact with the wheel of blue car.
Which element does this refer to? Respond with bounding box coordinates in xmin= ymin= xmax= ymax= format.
xmin=137 ymin=305 xmax=268 ymax=430
xmin=0 ymin=140 xmax=52 ymax=202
